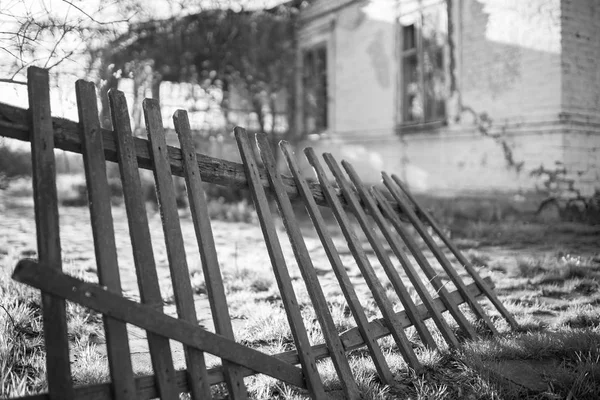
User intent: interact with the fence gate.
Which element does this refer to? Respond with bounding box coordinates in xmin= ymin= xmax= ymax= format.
xmin=4 ymin=67 xmax=518 ymax=400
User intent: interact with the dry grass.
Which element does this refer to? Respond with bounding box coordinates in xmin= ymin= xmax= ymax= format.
xmin=1 ymin=192 xmax=599 ymax=398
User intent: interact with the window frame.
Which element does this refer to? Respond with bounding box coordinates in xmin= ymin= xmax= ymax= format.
xmin=398 ymin=3 xmax=449 ymax=133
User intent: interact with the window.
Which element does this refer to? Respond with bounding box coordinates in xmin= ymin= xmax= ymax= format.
xmin=400 ymin=2 xmax=448 ymax=125
xmin=303 ymin=45 xmax=328 ymax=134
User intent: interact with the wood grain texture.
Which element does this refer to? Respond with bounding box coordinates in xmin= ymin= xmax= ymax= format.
xmin=256 ymin=134 xmax=360 ymax=400
xmin=0 ymin=101 xmax=414 ymax=218
xmin=390 ymin=174 xmax=519 ymax=330
xmin=27 ymin=67 xmax=74 ymax=400
xmin=143 ymin=99 xmax=213 ymax=400
xmin=340 ymin=159 xmax=437 ymax=350
xmin=75 ymin=79 xmax=137 ymax=400
xmin=369 ymin=187 xmax=459 ymax=348
xmin=173 ymin=110 xmax=248 ymax=398
xmin=379 ymin=173 xmax=478 ymax=339
xmin=12 ymin=259 xmax=306 ymax=389
xmin=382 ymin=173 xmax=498 ymax=335
xmin=14 ymin=276 xmax=492 ymax=400
xmin=304 ymin=148 xmax=422 ymax=372
xmin=279 ymin=141 xmax=394 ymax=385
xmin=234 ymin=128 xmax=326 ymax=399
xmin=108 ymin=89 xmax=179 ymax=399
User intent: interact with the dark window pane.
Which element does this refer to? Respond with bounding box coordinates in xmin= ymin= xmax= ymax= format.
xmin=402 ymin=54 xmax=422 ymax=122
xmin=402 ymin=24 xmax=416 ymax=50
xmin=303 ymin=46 xmax=328 ymax=134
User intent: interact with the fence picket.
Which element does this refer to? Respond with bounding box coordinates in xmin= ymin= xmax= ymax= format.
xmin=173 ymin=110 xmax=248 ymax=398
xmin=143 ymin=100 xmax=213 ymax=399
xmin=304 ymin=148 xmax=422 ymax=372
xmin=108 ymin=89 xmax=179 ymax=399
xmin=382 ymin=173 xmax=498 ymax=335
xmin=279 ymin=141 xmax=395 ymax=385
xmin=255 ymin=134 xmax=360 ymax=400
xmin=369 ymin=187 xmax=460 ymax=348
xmin=390 ymin=174 xmax=519 ymax=330
xmin=234 ymin=128 xmax=327 ymax=399
xmin=339 ymin=160 xmax=438 ymax=349
xmin=372 ymin=175 xmax=477 ymax=339
xmin=27 ymin=66 xmax=74 ymax=400
xmin=75 ymin=80 xmax=137 ymax=399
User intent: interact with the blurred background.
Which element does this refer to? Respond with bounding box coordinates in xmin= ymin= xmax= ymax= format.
xmin=1 ymin=0 xmax=599 ymax=224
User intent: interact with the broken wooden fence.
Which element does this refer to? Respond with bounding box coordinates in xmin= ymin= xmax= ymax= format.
xmin=4 ymin=67 xmax=518 ymax=400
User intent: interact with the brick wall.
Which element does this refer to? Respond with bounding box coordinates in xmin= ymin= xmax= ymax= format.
xmin=459 ymin=0 xmax=562 ymax=121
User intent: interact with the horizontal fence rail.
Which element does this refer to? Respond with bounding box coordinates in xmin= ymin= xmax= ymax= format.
xmin=0 ymin=101 xmax=414 ymax=219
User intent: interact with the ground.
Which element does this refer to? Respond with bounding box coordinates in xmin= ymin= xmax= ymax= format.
xmin=1 ymin=186 xmax=600 ymax=399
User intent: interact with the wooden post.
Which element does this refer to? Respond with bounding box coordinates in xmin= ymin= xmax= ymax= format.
xmin=382 ymin=173 xmax=498 ymax=335
xmin=143 ymin=99 xmax=213 ymax=399
xmin=75 ymin=79 xmax=137 ymax=399
xmin=108 ymin=89 xmax=179 ymax=399
xmin=390 ymin=174 xmax=519 ymax=330
xmin=304 ymin=148 xmax=422 ymax=372
xmin=369 ymin=187 xmax=459 ymax=348
xmin=173 ymin=110 xmax=248 ymax=398
xmin=234 ymin=128 xmax=327 ymax=399
xmin=27 ymin=66 xmax=75 ymax=400
xmin=279 ymin=141 xmax=395 ymax=385
xmin=339 ymin=159 xmax=438 ymax=349
xmin=256 ymin=134 xmax=360 ymax=400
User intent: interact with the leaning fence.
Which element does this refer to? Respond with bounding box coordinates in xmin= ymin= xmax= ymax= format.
xmin=2 ymin=67 xmax=517 ymax=400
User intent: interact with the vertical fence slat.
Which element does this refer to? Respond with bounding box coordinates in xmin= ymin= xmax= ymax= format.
xmin=327 ymin=156 xmax=437 ymax=350
xmin=390 ymin=174 xmax=519 ymax=330
xmin=234 ymin=128 xmax=326 ymax=399
xmin=255 ymin=134 xmax=360 ymax=400
xmin=27 ymin=66 xmax=74 ymax=400
xmin=108 ymin=89 xmax=179 ymax=399
xmin=75 ymin=80 xmax=137 ymax=399
xmin=382 ymin=173 xmax=498 ymax=334
xmin=143 ymin=100 xmax=212 ymax=399
xmin=369 ymin=187 xmax=460 ymax=348
xmin=279 ymin=141 xmax=395 ymax=385
xmin=304 ymin=148 xmax=422 ymax=372
xmin=173 ymin=110 xmax=248 ymax=399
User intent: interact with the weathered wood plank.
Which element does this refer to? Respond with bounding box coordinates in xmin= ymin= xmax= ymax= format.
xmin=378 ymin=173 xmax=479 ymax=339
xmin=12 ymin=259 xmax=307 ymax=389
xmin=173 ymin=110 xmax=248 ymax=398
xmin=75 ymin=79 xmax=137 ymax=400
xmin=27 ymin=67 xmax=74 ymax=400
xmin=304 ymin=148 xmax=422 ymax=372
xmin=108 ymin=89 xmax=179 ymax=399
xmin=390 ymin=174 xmax=519 ymax=330
xmin=339 ymin=159 xmax=438 ymax=350
xmin=369 ymin=187 xmax=459 ymax=348
xmin=382 ymin=173 xmax=498 ymax=335
xmin=256 ymin=134 xmax=360 ymax=400
xmin=234 ymin=128 xmax=326 ymax=399
xmin=12 ymin=277 xmax=493 ymax=400
xmin=143 ymin=99 xmax=213 ymax=400
xmin=279 ymin=141 xmax=394 ymax=386
xmin=0 ymin=101 xmax=413 ymax=218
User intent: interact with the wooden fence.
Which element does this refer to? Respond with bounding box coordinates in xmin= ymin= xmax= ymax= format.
xmin=3 ymin=67 xmax=518 ymax=400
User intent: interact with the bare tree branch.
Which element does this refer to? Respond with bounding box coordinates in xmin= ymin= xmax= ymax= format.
xmin=0 ymin=78 xmax=27 ymax=85
xmin=61 ymin=0 xmax=135 ymax=25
